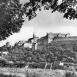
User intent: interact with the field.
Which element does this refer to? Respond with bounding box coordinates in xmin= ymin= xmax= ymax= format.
xmin=0 ymin=67 xmax=25 ymax=77
xmin=0 ymin=67 xmax=76 ymax=77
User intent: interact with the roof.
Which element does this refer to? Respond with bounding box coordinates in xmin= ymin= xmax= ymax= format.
xmin=37 ymin=34 xmax=48 ymax=42
xmin=27 ymin=34 xmax=39 ymax=43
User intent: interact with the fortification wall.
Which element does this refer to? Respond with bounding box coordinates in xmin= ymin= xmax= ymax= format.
xmin=51 ymin=39 xmax=77 ymax=51
xmin=54 ymin=36 xmax=77 ymax=41
xmin=37 ymin=35 xmax=77 ymax=51
xmin=37 ymin=37 xmax=48 ymax=50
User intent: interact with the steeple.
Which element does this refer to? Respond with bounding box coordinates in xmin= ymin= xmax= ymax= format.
xmin=32 ymin=26 xmax=38 ymax=51
xmin=33 ymin=25 xmax=35 ymax=38
xmin=33 ymin=25 xmax=36 ymax=43
xmin=33 ymin=33 xmax=35 ymax=39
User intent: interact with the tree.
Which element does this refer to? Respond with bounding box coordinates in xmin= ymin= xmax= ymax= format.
xmin=23 ymin=0 xmax=77 ymax=20
xmin=0 ymin=0 xmax=77 ymax=40
xmin=0 ymin=0 xmax=24 ymax=40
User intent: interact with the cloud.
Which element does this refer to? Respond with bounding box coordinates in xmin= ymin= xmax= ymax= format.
xmin=23 ymin=8 xmax=77 ymax=28
xmin=20 ymin=0 xmax=29 ymax=4
xmin=6 ymin=26 xmax=34 ymax=45
xmin=59 ymin=26 xmax=77 ymax=36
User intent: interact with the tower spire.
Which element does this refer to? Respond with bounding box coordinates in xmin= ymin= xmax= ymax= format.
xmin=33 ymin=25 xmax=36 ymax=43
xmin=33 ymin=25 xmax=35 ymax=38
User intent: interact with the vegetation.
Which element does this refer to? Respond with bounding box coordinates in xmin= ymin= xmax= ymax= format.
xmin=0 ymin=67 xmax=76 ymax=77
xmin=0 ymin=41 xmax=76 ymax=64
xmin=0 ymin=0 xmax=77 ymax=40
xmin=0 ymin=0 xmax=24 ymax=40
xmin=0 ymin=74 xmax=17 ymax=77
xmin=65 ymin=72 xmax=77 ymax=77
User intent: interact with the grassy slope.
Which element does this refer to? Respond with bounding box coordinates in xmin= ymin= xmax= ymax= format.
xmin=0 ymin=67 xmax=77 ymax=77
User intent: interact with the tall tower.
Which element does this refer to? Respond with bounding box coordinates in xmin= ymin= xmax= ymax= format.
xmin=6 ymin=42 xmax=11 ymax=52
xmin=33 ymin=25 xmax=36 ymax=43
xmin=32 ymin=26 xmax=38 ymax=51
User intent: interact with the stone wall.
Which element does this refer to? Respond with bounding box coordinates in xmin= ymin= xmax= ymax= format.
xmin=36 ymin=33 xmax=77 ymax=51
xmin=54 ymin=37 xmax=77 ymax=41
xmin=37 ymin=36 xmax=48 ymax=50
xmin=51 ymin=39 xmax=77 ymax=51
xmin=37 ymin=36 xmax=77 ymax=51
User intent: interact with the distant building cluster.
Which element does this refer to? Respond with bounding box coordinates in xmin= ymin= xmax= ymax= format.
xmin=24 ymin=32 xmax=77 ymax=51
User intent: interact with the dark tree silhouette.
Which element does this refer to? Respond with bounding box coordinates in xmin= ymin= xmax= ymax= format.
xmin=0 ymin=0 xmax=77 ymax=40
xmin=0 ymin=0 xmax=24 ymax=40
xmin=24 ymin=0 xmax=77 ymax=20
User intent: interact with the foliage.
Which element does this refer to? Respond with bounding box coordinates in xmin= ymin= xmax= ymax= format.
xmin=65 ymin=72 xmax=77 ymax=77
xmin=0 ymin=74 xmax=17 ymax=77
xmin=3 ymin=41 xmax=76 ymax=63
xmin=0 ymin=41 xmax=77 ymax=64
xmin=0 ymin=0 xmax=24 ymax=40
xmin=23 ymin=0 xmax=77 ymax=20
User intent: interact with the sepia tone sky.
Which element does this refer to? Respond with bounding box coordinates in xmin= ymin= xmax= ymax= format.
xmin=0 ymin=0 xmax=77 ymax=46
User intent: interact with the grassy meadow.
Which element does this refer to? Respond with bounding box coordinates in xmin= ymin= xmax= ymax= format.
xmin=0 ymin=67 xmax=77 ymax=77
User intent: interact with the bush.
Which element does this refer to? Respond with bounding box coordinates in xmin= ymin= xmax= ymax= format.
xmin=0 ymin=74 xmax=17 ymax=77
xmin=65 ymin=72 xmax=77 ymax=77
xmin=28 ymin=72 xmax=40 ymax=77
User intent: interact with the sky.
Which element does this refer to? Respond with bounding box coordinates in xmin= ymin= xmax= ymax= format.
xmin=0 ymin=0 xmax=77 ymax=46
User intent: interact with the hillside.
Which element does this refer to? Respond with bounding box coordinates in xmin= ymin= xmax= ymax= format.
xmin=0 ymin=42 xmax=76 ymax=64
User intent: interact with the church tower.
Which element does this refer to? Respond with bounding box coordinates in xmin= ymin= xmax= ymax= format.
xmin=32 ymin=33 xmax=37 ymax=51
xmin=32 ymin=28 xmax=39 ymax=51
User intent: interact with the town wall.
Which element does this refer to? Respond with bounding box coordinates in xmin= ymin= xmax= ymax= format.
xmin=54 ymin=36 xmax=77 ymax=41
xmin=37 ymin=36 xmax=48 ymax=50
xmin=33 ymin=32 xmax=77 ymax=51
xmin=37 ymin=35 xmax=77 ymax=51
xmin=51 ymin=37 xmax=77 ymax=51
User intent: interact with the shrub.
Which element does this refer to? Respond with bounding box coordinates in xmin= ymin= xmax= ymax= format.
xmin=65 ymin=72 xmax=77 ymax=77
xmin=0 ymin=74 xmax=17 ymax=77
xmin=28 ymin=72 xmax=40 ymax=77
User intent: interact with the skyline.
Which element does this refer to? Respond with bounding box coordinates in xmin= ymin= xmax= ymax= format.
xmin=0 ymin=0 xmax=77 ymax=46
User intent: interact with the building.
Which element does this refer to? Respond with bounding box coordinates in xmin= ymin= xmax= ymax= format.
xmin=24 ymin=34 xmax=39 ymax=50
xmin=36 ymin=32 xmax=70 ymax=50
xmin=24 ymin=42 xmax=32 ymax=48
xmin=26 ymin=32 xmax=77 ymax=51
xmin=36 ymin=32 xmax=77 ymax=51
